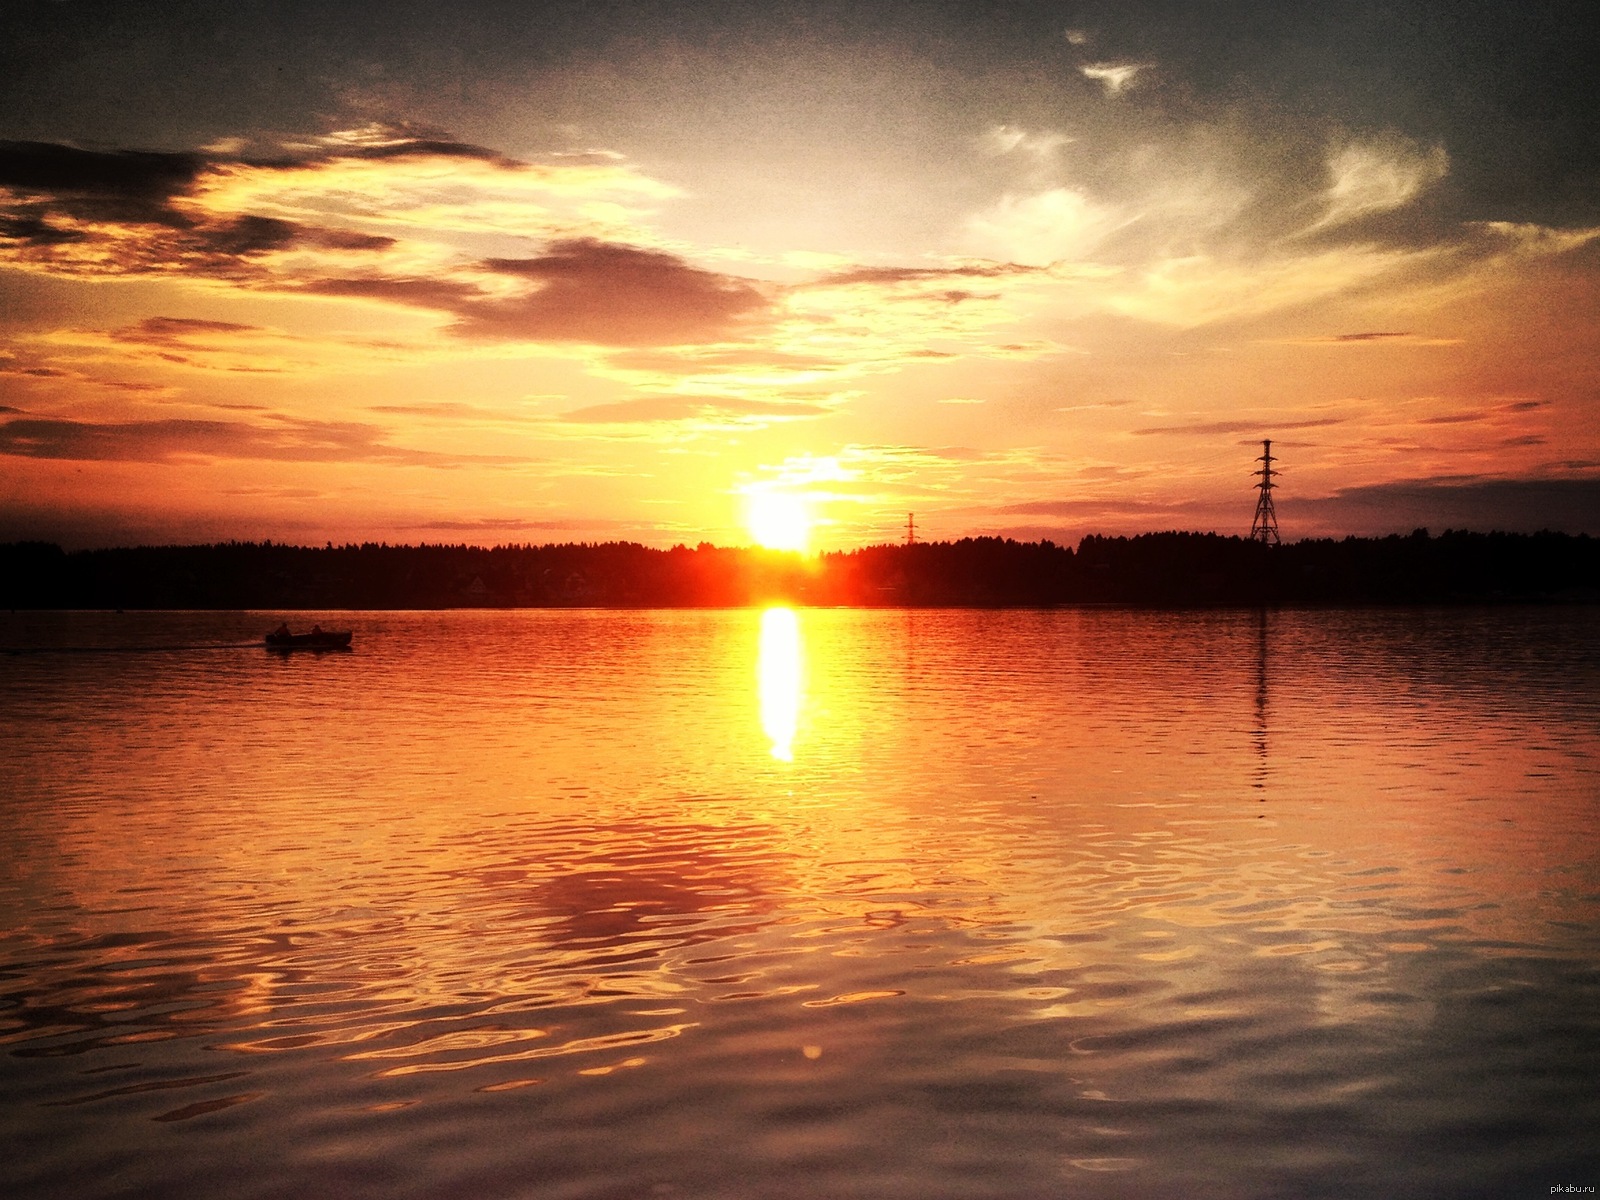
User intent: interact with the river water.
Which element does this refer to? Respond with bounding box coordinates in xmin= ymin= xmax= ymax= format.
xmin=2 ymin=607 xmax=1597 ymax=1199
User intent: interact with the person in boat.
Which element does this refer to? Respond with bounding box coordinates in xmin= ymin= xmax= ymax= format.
xmin=272 ymin=622 xmax=291 ymax=638
xmin=311 ymin=624 xmax=323 ymax=636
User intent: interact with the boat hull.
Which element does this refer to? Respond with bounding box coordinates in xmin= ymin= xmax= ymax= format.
xmin=264 ymin=631 xmax=352 ymax=650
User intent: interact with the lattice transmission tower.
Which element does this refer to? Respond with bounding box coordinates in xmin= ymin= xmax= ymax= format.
xmin=1250 ymin=439 xmax=1280 ymax=545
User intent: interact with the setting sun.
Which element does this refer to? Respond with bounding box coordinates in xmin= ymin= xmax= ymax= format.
xmin=745 ymin=491 xmax=812 ymax=552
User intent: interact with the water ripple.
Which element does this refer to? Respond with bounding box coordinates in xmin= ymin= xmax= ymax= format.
xmin=2 ymin=607 xmax=1597 ymax=1198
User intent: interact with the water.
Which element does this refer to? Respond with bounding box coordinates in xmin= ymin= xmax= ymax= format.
xmin=2 ymin=607 xmax=1597 ymax=1199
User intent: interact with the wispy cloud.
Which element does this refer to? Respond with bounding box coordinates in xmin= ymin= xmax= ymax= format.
xmin=561 ymin=395 xmax=832 ymax=425
xmin=979 ymin=125 xmax=1073 ymax=163
xmin=1304 ymin=136 xmax=1449 ymax=233
xmin=965 ymin=188 xmax=1130 ymax=266
xmin=0 ymin=414 xmax=526 ymax=466
xmin=1081 ymin=63 xmax=1149 ymax=96
xmin=1131 ymin=417 xmax=1347 ymax=436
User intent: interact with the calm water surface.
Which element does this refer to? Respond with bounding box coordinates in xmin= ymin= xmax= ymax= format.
xmin=2 ymin=607 xmax=1597 ymax=1199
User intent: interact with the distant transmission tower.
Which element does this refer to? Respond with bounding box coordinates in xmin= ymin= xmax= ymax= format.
xmin=906 ymin=512 xmax=916 ymax=545
xmin=1250 ymin=440 xmax=1280 ymax=545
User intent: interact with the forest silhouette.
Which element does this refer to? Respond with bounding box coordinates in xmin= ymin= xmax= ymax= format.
xmin=4 ymin=530 xmax=1597 ymax=609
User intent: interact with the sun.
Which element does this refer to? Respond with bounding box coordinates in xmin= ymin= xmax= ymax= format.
xmin=745 ymin=490 xmax=812 ymax=552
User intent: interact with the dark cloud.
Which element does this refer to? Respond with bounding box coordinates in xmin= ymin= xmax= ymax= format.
xmin=0 ymin=135 xmax=474 ymax=276
xmin=398 ymin=517 xmax=628 ymax=533
xmin=0 ymin=415 xmax=523 ymax=467
xmin=198 ymin=214 xmax=299 ymax=256
xmin=0 ymin=212 xmax=85 ymax=245
xmin=996 ymin=497 xmax=1200 ymax=518
xmin=334 ymin=137 xmax=523 ymax=168
xmin=111 ymin=316 xmax=261 ymax=345
xmin=1417 ymin=411 xmax=1488 ymax=425
xmin=561 ymin=395 xmax=831 ymax=423
xmin=0 ymin=205 xmax=334 ymax=279
xmin=468 ymin=240 xmax=770 ymax=346
xmin=1337 ymin=331 xmax=1410 ymax=342
xmin=301 ymin=228 xmax=397 ymax=252
xmin=0 ymin=140 xmax=204 ymax=226
xmin=1291 ymin=475 xmax=1600 ymax=535
xmin=0 ymin=145 xmax=309 ymax=276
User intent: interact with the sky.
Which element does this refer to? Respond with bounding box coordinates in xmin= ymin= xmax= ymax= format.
xmin=2 ymin=0 xmax=1597 ymax=550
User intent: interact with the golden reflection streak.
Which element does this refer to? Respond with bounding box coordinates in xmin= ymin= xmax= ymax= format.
xmin=758 ymin=606 xmax=804 ymax=761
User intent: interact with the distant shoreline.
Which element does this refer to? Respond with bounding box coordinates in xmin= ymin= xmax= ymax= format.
xmin=6 ymin=530 xmax=1597 ymax=610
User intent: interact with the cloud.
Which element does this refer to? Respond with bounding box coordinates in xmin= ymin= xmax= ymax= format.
xmin=996 ymin=497 xmax=1195 ymax=518
xmin=0 ymin=139 xmax=412 ymax=279
xmin=1268 ymin=330 xmax=1464 ymax=347
xmin=306 ymin=123 xmax=526 ymax=167
xmin=0 ymin=129 xmax=672 ymax=293
xmin=286 ymin=239 xmax=775 ymax=349
xmin=1473 ymin=222 xmax=1600 ymax=256
xmin=1131 ymin=417 xmax=1347 ymax=436
xmin=965 ymin=187 xmax=1127 ymax=265
xmin=979 ymin=125 xmax=1072 ymax=162
xmin=368 ymin=401 xmax=522 ymax=421
xmin=397 ymin=516 xmax=630 ymax=534
xmin=561 ymin=394 xmax=832 ymax=424
xmin=1293 ymin=476 xmax=1600 ymax=535
xmin=111 ymin=316 xmax=262 ymax=345
xmin=0 ymin=415 xmax=523 ymax=466
xmin=0 ymin=362 xmax=66 ymax=378
xmin=1081 ymin=63 xmax=1149 ymax=95
xmin=1417 ymin=411 xmax=1489 ymax=425
xmin=0 ymin=140 xmax=204 ymax=225
xmin=1307 ymin=137 xmax=1449 ymax=233
xmin=299 ymin=276 xmax=485 ymax=311
xmin=465 ymin=240 xmax=772 ymax=346
xmin=605 ymin=346 xmax=841 ymax=376
xmin=810 ymin=262 xmax=1035 ymax=288
xmin=1107 ymin=244 xmax=1433 ymax=327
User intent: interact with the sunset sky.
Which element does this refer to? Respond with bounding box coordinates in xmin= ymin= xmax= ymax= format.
xmin=3 ymin=0 xmax=1596 ymax=549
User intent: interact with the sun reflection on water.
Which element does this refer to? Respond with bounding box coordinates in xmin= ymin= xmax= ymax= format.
xmin=758 ymin=606 xmax=803 ymax=761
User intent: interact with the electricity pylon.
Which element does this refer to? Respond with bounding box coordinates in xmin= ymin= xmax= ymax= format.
xmin=1250 ymin=440 xmax=1280 ymax=545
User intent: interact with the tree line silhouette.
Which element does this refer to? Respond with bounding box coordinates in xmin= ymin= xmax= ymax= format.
xmin=3 ymin=529 xmax=1596 ymax=609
